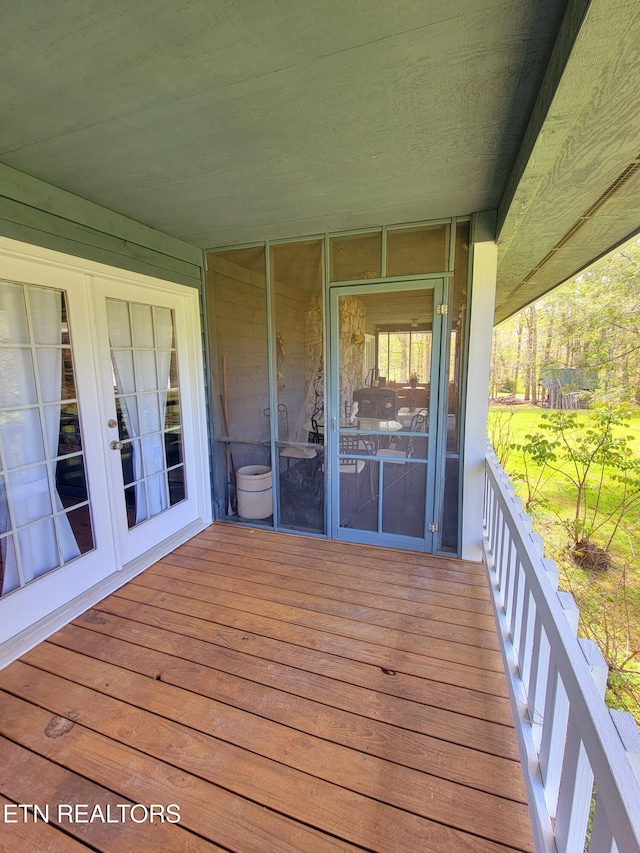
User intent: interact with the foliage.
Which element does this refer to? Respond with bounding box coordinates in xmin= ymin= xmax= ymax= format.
xmin=489 ymin=404 xmax=640 ymax=723
xmin=487 ymin=407 xmax=515 ymax=468
xmin=491 ymin=238 xmax=640 ymax=405
xmin=512 ymin=405 xmax=640 ymax=556
xmin=561 ymin=563 xmax=640 ymax=715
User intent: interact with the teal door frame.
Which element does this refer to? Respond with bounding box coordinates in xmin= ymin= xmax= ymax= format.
xmin=328 ymin=277 xmax=446 ymax=552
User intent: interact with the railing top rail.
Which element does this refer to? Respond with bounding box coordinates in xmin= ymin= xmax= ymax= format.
xmin=484 ymin=445 xmax=640 ymax=850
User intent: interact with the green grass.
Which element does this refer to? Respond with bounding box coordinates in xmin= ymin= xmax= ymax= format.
xmin=488 ymin=404 xmax=640 ymax=721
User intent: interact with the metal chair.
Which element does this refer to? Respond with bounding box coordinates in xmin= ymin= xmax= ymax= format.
xmin=339 ymin=432 xmax=373 ymax=510
xmin=374 ymin=408 xmax=427 ymax=494
xmin=264 ymin=404 xmax=317 ymax=469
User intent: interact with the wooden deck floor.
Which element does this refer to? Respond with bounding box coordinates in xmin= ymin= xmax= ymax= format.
xmin=0 ymin=524 xmax=533 ymax=852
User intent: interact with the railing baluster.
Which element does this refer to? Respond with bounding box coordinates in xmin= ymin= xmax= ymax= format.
xmin=539 ymin=656 xmax=568 ymax=818
xmin=589 ymin=794 xmax=616 ymax=853
xmin=517 ymin=577 xmax=531 ymax=679
xmin=509 ymin=555 xmax=523 ymax=647
xmin=483 ymin=446 xmax=640 ymax=853
xmin=526 ymin=610 xmax=544 ymax=734
xmin=555 ymin=640 xmax=608 ymax=851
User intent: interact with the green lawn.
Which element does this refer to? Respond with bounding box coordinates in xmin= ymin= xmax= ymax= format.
xmin=488 ymin=404 xmax=640 ymax=721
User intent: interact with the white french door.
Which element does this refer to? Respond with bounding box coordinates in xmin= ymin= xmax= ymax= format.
xmin=0 ymin=239 xmax=208 ymax=649
xmin=91 ymin=277 xmax=204 ymax=565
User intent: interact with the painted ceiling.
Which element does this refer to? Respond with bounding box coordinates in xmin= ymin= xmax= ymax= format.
xmin=1 ymin=0 xmax=638 ymax=320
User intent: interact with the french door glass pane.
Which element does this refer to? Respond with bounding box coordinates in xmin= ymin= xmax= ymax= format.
xmin=106 ymin=298 xmax=187 ymax=529
xmin=0 ymin=283 xmax=93 ymax=597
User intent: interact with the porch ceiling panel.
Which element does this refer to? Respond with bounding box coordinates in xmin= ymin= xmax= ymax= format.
xmin=495 ymin=0 xmax=640 ymax=323
xmin=0 ymin=0 xmax=562 ymax=247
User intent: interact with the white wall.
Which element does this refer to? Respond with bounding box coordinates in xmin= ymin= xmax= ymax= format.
xmin=461 ymin=238 xmax=497 ymax=561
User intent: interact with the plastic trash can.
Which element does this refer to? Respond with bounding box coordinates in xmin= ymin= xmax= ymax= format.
xmin=236 ymin=465 xmax=273 ymax=519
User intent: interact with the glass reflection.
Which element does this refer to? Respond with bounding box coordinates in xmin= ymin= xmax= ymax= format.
xmin=0 ymin=534 xmax=19 ymax=595
xmin=124 ymin=483 xmax=146 ymax=529
xmin=0 ymin=282 xmax=29 ymax=343
xmin=131 ymin=303 xmax=154 ymax=347
xmin=55 ymin=455 xmax=89 ymax=506
xmin=138 ymin=393 xmax=161 ymax=434
xmin=0 ymin=349 xmax=38 ymax=407
xmin=44 ymin=404 xmax=83 ymax=458
xmin=165 ymin=429 xmax=183 ymax=466
xmin=62 ymin=506 xmax=94 ymax=555
xmin=9 ymin=465 xmax=52 ymax=526
xmin=121 ymin=439 xmax=141 ymax=485
xmin=153 ymin=306 xmax=175 ymax=348
xmin=28 ymin=287 xmax=67 ymax=344
xmin=106 ymin=300 xmax=132 ymax=348
xmin=168 ymin=352 xmax=178 ymax=388
xmin=168 ymin=465 xmax=186 ymax=506
xmin=18 ymin=518 xmax=60 ymax=581
xmin=134 ymin=350 xmax=157 ymax=392
xmin=2 ymin=409 xmax=46 ymax=468
xmin=116 ymin=397 xmax=138 ymax=441
xmin=142 ymin=435 xmax=165 ymax=476
xmin=165 ymin=391 xmax=181 ymax=428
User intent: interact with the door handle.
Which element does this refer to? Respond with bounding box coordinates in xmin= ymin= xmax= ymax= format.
xmin=109 ymin=440 xmax=124 ymax=450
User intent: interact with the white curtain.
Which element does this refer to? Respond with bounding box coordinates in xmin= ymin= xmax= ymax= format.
xmin=108 ymin=300 xmax=172 ymax=525
xmin=0 ymin=285 xmax=80 ymax=595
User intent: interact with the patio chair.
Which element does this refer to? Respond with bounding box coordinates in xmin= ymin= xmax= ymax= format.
xmin=339 ymin=432 xmax=373 ymax=510
xmin=373 ymin=408 xmax=427 ymax=492
xmin=264 ymin=404 xmax=317 ymax=469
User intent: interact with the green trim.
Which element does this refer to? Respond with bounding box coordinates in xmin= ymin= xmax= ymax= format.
xmin=0 ymin=164 xmax=201 ymax=265
xmin=0 ymin=164 xmax=203 ymax=287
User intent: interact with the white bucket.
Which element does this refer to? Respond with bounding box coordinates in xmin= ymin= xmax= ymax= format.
xmin=236 ymin=465 xmax=273 ymax=519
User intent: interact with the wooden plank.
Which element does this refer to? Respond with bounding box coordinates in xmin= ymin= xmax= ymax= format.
xmin=201 ymin=524 xmax=489 ymax=586
xmin=206 ymin=523 xmax=484 ymax=574
xmin=126 ymin=574 xmax=504 ymax=671
xmin=79 ymin=604 xmax=516 ymax=726
xmin=146 ymin=558 xmax=500 ymax=649
xmin=97 ymin=591 xmax=512 ymax=709
xmin=159 ymin=544 xmax=497 ymax=624
xmin=188 ymin=528 xmax=492 ymax=599
xmin=179 ymin=537 xmax=493 ymax=607
xmin=0 ymin=737 xmax=213 ymax=853
xmin=0 ymin=675 xmax=527 ymax=852
xmin=0 ymin=692 xmax=363 ymax=853
xmin=55 ymin=615 xmax=519 ymax=758
xmin=0 ymin=163 xmax=203 ymax=266
xmin=0 ymin=793 xmax=89 ymax=853
xmin=43 ymin=628 xmax=525 ymax=796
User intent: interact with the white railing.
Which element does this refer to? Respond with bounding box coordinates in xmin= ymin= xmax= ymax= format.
xmin=483 ymin=444 xmax=640 ymax=853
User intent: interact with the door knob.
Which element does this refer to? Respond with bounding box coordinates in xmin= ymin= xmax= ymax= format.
xmin=110 ymin=440 xmax=124 ymax=450
xmin=107 ymin=419 xmax=118 ymax=428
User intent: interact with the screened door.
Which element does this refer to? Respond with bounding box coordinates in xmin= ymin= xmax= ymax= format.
xmin=329 ymin=279 xmax=444 ymax=551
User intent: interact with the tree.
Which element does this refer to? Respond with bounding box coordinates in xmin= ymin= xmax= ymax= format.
xmin=491 ymin=238 xmax=640 ymax=405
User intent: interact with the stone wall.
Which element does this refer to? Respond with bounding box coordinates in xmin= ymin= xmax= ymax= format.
xmin=339 ymin=296 xmax=366 ymax=416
